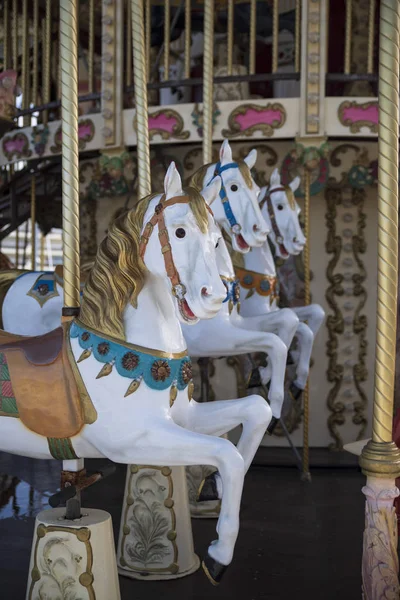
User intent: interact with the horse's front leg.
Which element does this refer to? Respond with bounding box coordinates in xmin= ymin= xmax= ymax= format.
xmin=292 ymin=303 xmax=325 ymax=337
xmin=292 ymin=322 xmax=314 ymax=389
xmin=186 ymin=395 xmax=272 ymax=473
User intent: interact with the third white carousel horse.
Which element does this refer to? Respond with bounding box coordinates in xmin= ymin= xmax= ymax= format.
xmin=0 ymin=163 xmax=272 ymax=584
xmin=235 ymin=169 xmax=325 ymax=382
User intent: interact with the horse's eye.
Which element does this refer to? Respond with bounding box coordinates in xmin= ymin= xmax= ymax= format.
xmin=277 ymin=204 xmax=284 ymax=211
xmin=215 ymin=240 xmax=219 ymax=248
xmin=175 ymin=228 xmax=186 ymax=239
xmin=230 ymin=184 xmax=238 ymax=192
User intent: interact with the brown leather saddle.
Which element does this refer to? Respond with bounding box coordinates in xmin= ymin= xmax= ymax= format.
xmin=0 ymin=325 xmax=97 ymax=438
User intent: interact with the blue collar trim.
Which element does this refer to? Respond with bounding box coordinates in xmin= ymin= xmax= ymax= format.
xmin=209 ymin=162 xmax=240 ymax=233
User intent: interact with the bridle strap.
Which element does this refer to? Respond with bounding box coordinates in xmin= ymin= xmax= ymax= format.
xmin=139 ymin=193 xmax=213 ymax=299
xmin=260 ymin=186 xmax=286 ymax=245
xmin=208 ymin=161 xmax=241 ymax=234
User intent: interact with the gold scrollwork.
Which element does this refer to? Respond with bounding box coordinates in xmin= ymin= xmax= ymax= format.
xmin=134 ymin=109 xmax=190 ymax=142
xmin=222 ymin=102 xmax=286 ymax=138
xmin=50 ymin=119 xmax=95 ymax=154
xmin=2 ymin=132 xmax=32 ymax=161
xmin=337 ymin=101 xmax=379 ymax=134
xmin=325 ymin=184 xmax=368 ymax=450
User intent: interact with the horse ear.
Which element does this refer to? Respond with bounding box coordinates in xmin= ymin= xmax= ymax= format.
xmin=244 ymin=148 xmax=257 ymax=170
xmin=219 ymin=139 xmax=233 ymax=166
xmin=164 ymin=162 xmax=183 ymax=199
xmin=289 ymin=176 xmax=301 ymax=193
xmin=270 ymin=168 xmax=281 ymax=187
xmin=258 ymin=186 xmax=267 ymax=204
xmin=201 ymin=176 xmax=221 ymax=206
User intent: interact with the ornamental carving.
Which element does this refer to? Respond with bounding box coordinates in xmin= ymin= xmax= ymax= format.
xmin=325 ymin=184 xmax=368 ymax=450
xmin=51 ymin=119 xmax=95 ymax=154
xmin=134 ymin=109 xmax=190 ymax=141
xmin=27 ymin=524 xmax=94 ymax=600
xmin=2 ymin=132 xmax=32 ymax=161
xmin=118 ymin=465 xmax=179 ymax=575
xmin=191 ymin=103 xmax=221 ymax=137
xmin=222 ymin=103 xmax=286 ymax=138
xmin=338 ymin=101 xmax=378 ymax=134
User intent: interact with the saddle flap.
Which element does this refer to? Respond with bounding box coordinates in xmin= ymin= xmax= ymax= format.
xmin=0 ymin=324 xmax=96 ymax=438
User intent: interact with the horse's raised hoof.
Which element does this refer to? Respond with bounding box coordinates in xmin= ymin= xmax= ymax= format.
xmin=289 ymin=382 xmax=303 ymax=402
xmin=197 ymin=472 xmax=219 ymax=503
xmin=246 ymin=367 xmax=262 ymax=389
xmin=266 ymin=416 xmax=279 ymax=435
xmin=202 ymin=552 xmax=228 ymax=586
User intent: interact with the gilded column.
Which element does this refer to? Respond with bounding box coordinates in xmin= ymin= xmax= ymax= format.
xmin=202 ymin=0 xmax=214 ymax=164
xmin=359 ymin=1 xmax=400 ymax=596
xmin=101 ymin=0 xmax=123 ymax=148
xmin=131 ymin=0 xmax=151 ymax=196
xmin=60 ymin=0 xmax=80 ymax=313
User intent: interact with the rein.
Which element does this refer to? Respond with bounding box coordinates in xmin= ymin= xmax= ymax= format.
xmin=139 ymin=193 xmax=213 ymax=301
xmin=208 ymin=161 xmax=242 ymax=235
xmin=260 ymin=187 xmax=286 ymax=246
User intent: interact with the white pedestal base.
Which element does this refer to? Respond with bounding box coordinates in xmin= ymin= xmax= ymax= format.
xmin=26 ymin=508 xmax=120 ymax=600
xmin=117 ymin=465 xmax=200 ymax=580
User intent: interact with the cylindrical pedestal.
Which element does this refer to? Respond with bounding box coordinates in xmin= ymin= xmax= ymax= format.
xmin=26 ymin=508 xmax=120 ymax=600
xmin=117 ymin=465 xmax=200 ymax=580
xmin=186 ymin=465 xmax=220 ymax=519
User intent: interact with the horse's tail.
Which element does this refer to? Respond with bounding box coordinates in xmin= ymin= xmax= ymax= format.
xmin=0 ymin=270 xmax=29 ymax=329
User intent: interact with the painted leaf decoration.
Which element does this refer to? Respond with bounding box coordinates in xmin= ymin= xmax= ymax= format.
xmin=187 ymin=381 xmax=195 ymax=401
xmin=124 ymin=379 xmax=141 ymax=397
xmin=77 ymin=348 xmax=92 ymax=363
xmin=96 ymin=362 xmax=113 ymax=379
xmin=169 ymin=384 xmax=178 ymax=408
xmin=245 ymin=288 xmax=255 ymax=300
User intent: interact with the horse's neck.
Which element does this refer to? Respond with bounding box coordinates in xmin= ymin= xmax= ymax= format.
xmin=217 ymin=237 xmax=236 ymax=279
xmin=123 ymin=273 xmax=187 ymax=354
xmin=242 ymin=242 xmax=276 ymax=276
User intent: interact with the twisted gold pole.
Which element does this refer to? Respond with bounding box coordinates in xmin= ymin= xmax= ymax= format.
xmin=126 ymin=0 xmax=133 ymax=86
xmin=344 ymin=0 xmax=352 ymax=74
xmin=202 ymin=0 xmax=214 ymax=165
xmin=31 ymin=175 xmax=36 ymax=270
xmin=131 ymin=0 xmax=151 ymax=197
xmin=184 ymin=0 xmax=191 ymax=79
xmin=249 ymin=0 xmax=256 ymax=75
xmin=295 ymin=0 xmax=300 ymax=73
xmin=88 ymin=0 xmax=94 ymax=94
xmin=227 ymin=0 xmax=233 ymax=76
xmin=60 ymin=0 xmax=81 ymax=312
xmin=302 ymin=168 xmax=311 ymax=481
xmin=145 ymin=0 xmax=151 ymax=80
xmin=272 ymin=0 xmax=278 ymax=73
xmin=164 ymin=0 xmax=170 ymax=81
xmin=32 ymin=0 xmax=39 ymax=106
xmin=367 ymin=0 xmax=375 ymax=74
xmin=3 ymin=0 xmax=10 ymax=70
xmin=22 ymin=0 xmax=29 ymax=126
xmin=12 ymin=0 xmax=17 ymax=72
xmin=360 ymin=0 xmax=400 ymax=477
xmin=43 ymin=0 xmax=51 ymax=125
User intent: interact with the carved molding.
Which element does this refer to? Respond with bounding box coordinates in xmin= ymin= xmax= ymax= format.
xmin=134 ymin=109 xmax=190 ymax=141
xmin=338 ymin=101 xmax=378 ymax=134
xmin=222 ymin=103 xmax=286 ymax=138
xmin=325 ymin=184 xmax=368 ymax=450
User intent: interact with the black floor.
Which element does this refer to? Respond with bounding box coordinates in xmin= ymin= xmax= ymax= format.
xmin=0 ymin=449 xmax=365 ymax=600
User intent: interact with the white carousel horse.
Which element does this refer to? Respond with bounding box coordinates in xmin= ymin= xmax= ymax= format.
xmin=237 ymin=168 xmax=325 ymax=349
xmin=0 ymin=164 xmax=272 ymax=583
xmin=229 ymin=169 xmax=325 ymax=393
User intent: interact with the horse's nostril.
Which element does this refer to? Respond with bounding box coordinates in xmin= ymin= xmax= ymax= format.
xmin=253 ymin=224 xmax=260 ymax=232
xmin=293 ymin=237 xmax=298 ymax=243
xmin=201 ymin=287 xmax=210 ymax=297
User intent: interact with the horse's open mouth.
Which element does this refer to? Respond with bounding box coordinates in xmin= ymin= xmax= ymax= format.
xmin=235 ymin=233 xmax=250 ymax=251
xmin=178 ymin=298 xmax=198 ymax=322
xmin=279 ymin=242 xmax=289 ymax=258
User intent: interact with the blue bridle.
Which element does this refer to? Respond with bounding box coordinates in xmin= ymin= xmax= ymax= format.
xmin=208 ymin=161 xmax=242 ymax=235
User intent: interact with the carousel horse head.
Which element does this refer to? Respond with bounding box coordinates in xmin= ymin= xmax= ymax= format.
xmin=260 ymin=168 xmax=305 ymax=260
xmin=189 ymin=140 xmax=269 ymax=254
xmin=79 ymin=162 xmax=225 ymax=339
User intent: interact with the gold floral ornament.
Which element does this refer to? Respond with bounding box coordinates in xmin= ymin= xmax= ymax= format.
xmin=152 ymin=360 xmax=171 ymax=382
xmin=180 ymin=361 xmax=193 ymax=385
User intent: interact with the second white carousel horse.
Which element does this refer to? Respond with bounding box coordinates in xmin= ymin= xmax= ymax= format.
xmin=236 ymin=169 xmax=325 ymax=380
xmin=0 ymin=164 xmax=272 ymax=583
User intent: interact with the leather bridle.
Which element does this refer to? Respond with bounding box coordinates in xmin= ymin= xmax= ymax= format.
xmin=139 ymin=194 xmax=213 ymax=301
xmin=208 ymin=161 xmax=242 ymax=235
xmin=260 ymin=187 xmax=286 ymax=246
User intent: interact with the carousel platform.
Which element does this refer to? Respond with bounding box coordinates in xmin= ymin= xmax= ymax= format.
xmin=0 ymin=449 xmax=364 ymax=600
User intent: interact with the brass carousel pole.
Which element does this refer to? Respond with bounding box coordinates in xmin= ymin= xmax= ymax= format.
xmin=60 ymin=0 xmax=80 ymax=316
xmin=301 ymin=168 xmax=311 ymax=482
xmin=202 ymin=0 xmax=214 ymax=164
xmin=117 ymin=1 xmax=200 ymax=581
xmin=359 ymin=1 xmax=400 ymax=595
